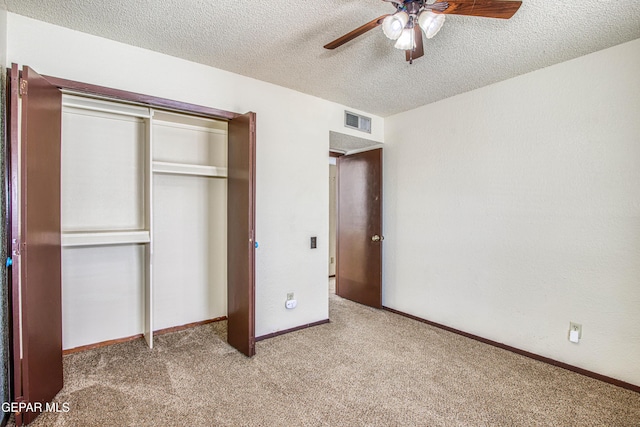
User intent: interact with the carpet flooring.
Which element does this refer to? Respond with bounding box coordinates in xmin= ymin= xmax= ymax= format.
xmin=10 ymin=291 xmax=640 ymax=426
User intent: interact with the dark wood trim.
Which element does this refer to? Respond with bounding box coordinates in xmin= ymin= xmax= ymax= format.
xmin=329 ymin=151 xmax=345 ymax=158
xmin=70 ymin=311 xmax=327 ymax=353
xmin=63 ymin=334 xmax=143 ymax=355
xmin=63 ymin=317 xmax=228 ymax=355
xmin=8 ymin=65 xmax=22 ymax=425
xmin=42 ymin=75 xmax=240 ymax=120
xmin=383 ymin=306 xmax=640 ymax=394
xmin=153 ymin=316 xmax=227 ymax=336
xmin=255 ymin=319 xmax=330 ymax=342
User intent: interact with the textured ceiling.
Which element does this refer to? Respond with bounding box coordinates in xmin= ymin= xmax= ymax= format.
xmin=330 ymin=131 xmax=383 ymax=153
xmin=6 ymin=0 xmax=640 ymax=117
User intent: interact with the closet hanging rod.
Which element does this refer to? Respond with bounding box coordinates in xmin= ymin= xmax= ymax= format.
xmin=62 ymin=93 xmax=152 ymax=119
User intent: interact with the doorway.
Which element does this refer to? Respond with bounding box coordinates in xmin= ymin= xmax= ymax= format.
xmin=329 ymin=156 xmax=338 ymax=295
xmin=328 ymin=131 xmax=383 ymax=308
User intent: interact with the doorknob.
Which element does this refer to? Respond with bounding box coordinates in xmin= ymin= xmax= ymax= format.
xmin=371 ymin=235 xmax=384 ymax=242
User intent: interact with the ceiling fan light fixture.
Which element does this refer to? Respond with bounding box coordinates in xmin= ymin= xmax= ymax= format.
xmin=394 ymin=27 xmax=415 ymax=50
xmin=382 ymin=11 xmax=409 ymax=40
xmin=418 ymin=11 xmax=446 ymax=39
xmin=323 ymin=0 xmax=523 ymax=63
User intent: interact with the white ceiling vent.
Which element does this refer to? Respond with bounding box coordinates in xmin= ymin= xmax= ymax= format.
xmin=344 ymin=111 xmax=371 ymax=134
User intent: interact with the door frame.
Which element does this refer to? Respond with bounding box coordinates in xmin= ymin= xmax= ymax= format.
xmin=16 ymin=73 xmax=257 ymax=355
xmin=7 ymin=63 xmax=22 ymax=425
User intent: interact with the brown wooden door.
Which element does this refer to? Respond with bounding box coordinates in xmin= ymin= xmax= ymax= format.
xmin=9 ymin=65 xmax=63 ymax=425
xmin=227 ymin=112 xmax=256 ymax=357
xmin=336 ymin=148 xmax=383 ymax=308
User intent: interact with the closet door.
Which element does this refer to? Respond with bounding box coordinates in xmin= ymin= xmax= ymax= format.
xmin=227 ymin=112 xmax=256 ymax=357
xmin=9 ymin=65 xmax=63 ymax=425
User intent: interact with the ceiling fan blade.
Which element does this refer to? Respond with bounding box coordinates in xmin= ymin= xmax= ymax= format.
xmin=405 ymin=26 xmax=424 ymax=62
xmin=438 ymin=0 xmax=522 ymax=19
xmin=324 ymin=15 xmax=389 ymax=50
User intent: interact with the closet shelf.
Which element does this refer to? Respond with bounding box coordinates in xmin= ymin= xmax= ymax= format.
xmin=152 ymin=161 xmax=227 ymax=178
xmin=62 ymin=230 xmax=150 ymax=247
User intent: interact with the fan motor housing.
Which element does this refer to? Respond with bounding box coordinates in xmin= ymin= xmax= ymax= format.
xmin=405 ymin=1 xmax=421 ymax=15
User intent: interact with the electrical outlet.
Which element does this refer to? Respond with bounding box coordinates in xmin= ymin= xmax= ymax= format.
xmin=285 ymin=299 xmax=297 ymax=309
xmin=310 ymin=237 xmax=317 ymax=249
xmin=569 ymin=322 xmax=582 ymax=339
xmin=287 ymin=293 xmax=294 ymax=301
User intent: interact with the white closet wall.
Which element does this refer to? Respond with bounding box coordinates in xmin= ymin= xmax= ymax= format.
xmin=61 ymin=108 xmax=145 ymax=231
xmin=62 ymin=245 xmax=145 ymax=348
xmin=151 ymin=112 xmax=228 ymax=330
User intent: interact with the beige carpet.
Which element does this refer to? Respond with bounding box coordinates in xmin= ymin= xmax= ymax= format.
xmin=11 ymin=293 xmax=640 ymax=426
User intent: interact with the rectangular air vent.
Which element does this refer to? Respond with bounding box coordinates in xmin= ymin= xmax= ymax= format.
xmin=344 ymin=111 xmax=371 ymax=134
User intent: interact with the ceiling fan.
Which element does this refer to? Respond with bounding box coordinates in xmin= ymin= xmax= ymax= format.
xmin=324 ymin=0 xmax=522 ymax=63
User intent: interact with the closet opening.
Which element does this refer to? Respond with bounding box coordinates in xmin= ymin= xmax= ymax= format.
xmin=59 ymin=99 xmax=231 ymax=352
xmin=53 ymin=90 xmax=255 ymax=354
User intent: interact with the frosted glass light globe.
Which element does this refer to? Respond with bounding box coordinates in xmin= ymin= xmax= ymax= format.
xmin=418 ymin=11 xmax=445 ymax=39
xmin=382 ymin=12 xmax=409 ymax=40
xmin=394 ymin=28 xmax=415 ymax=50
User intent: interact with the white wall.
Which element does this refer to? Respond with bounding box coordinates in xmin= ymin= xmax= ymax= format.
xmin=384 ymin=38 xmax=640 ymax=386
xmin=0 ymin=7 xmax=6 ymax=66
xmin=6 ymin=13 xmax=384 ymax=338
xmin=0 ymin=3 xmax=10 ymax=410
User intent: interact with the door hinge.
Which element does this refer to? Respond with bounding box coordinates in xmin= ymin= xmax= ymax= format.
xmin=12 ymin=239 xmax=21 ymax=256
xmin=19 ymin=79 xmax=27 ymax=96
xmin=250 ymin=122 xmax=255 ymax=133
xmin=14 ymin=395 xmax=25 ymax=417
